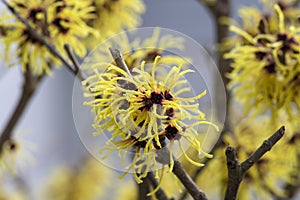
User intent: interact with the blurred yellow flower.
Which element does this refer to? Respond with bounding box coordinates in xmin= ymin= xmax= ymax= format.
xmin=114 ymin=180 xmax=137 ymax=200
xmin=226 ymin=4 xmax=300 ymax=122
xmin=262 ymin=0 xmax=300 ymax=23
xmin=43 ymin=158 xmax=111 ymax=200
xmin=0 ymin=132 xmax=35 ymax=175
xmin=220 ymin=0 xmax=300 ymax=51
xmin=82 ymin=28 xmax=188 ymax=76
xmin=0 ymin=186 xmax=26 ymax=200
xmin=0 ymin=0 xmax=98 ymax=75
xmin=86 ymin=0 xmax=145 ymax=46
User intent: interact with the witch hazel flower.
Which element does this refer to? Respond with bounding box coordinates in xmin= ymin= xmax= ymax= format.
xmin=226 ymin=4 xmax=300 ymax=122
xmin=82 ymin=53 xmax=218 ymax=186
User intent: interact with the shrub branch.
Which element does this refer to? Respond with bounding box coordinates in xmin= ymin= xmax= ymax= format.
xmin=225 ymin=126 xmax=285 ymax=200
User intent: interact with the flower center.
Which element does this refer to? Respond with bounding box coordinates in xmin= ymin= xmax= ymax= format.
xmin=165 ymin=125 xmax=181 ymax=140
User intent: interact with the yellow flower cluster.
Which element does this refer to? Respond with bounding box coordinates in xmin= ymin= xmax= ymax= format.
xmin=0 ymin=0 xmax=145 ymax=75
xmin=220 ymin=0 xmax=300 ymax=51
xmin=83 ymin=56 xmax=218 ymax=184
xmin=81 ymin=28 xmax=188 ymax=75
xmin=225 ymin=3 xmax=300 ymax=122
xmin=1 ymin=0 xmax=97 ymax=75
xmin=87 ymin=0 xmax=145 ymax=45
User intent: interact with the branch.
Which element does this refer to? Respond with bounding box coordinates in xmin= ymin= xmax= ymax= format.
xmin=137 ymin=176 xmax=152 ymax=200
xmin=179 ymin=139 xmax=225 ymax=200
xmin=225 ymin=126 xmax=285 ymax=200
xmin=173 ymin=160 xmax=207 ymax=200
xmin=198 ymin=0 xmax=231 ymax=84
xmin=64 ymin=44 xmax=80 ymax=74
xmin=64 ymin=44 xmax=85 ymax=81
xmin=0 ymin=67 xmax=46 ymax=154
xmin=148 ymin=172 xmax=170 ymax=200
xmin=240 ymin=126 xmax=285 ymax=171
xmin=109 ymin=48 xmax=133 ymax=79
xmin=0 ymin=0 xmax=77 ymax=76
xmin=156 ymin=147 xmax=208 ymax=200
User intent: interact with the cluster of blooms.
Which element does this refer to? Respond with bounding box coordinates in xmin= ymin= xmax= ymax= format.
xmin=82 ymin=55 xmax=218 ymax=186
xmin=195 ymin=116 xmax=300 ymax=199
xmin=81 ymin=28 xmax=189 ymax=75
xmin=1 ymin=0 xmax=96 ymax=74
xmin=0 ymin=0 xmax=145 ymax=75
xmin=225 ymin=1 xmax=300 ymax=123
xmin=86 ymin=0 xmax=145 ymax=45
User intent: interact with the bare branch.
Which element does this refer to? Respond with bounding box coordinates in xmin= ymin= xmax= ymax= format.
xmin=64 ymin=44 xmax=80 ymax=74
xmin=225 ymin=126 xmax=285 ymax=200
xmin=137 ymin=176 xmax=152 ymax=200
xmin=240 ymin=126 xmax=285 ymax=172
xmin=173 ymin=160 xmax=208 ymax=200
xmin=156 ymin=147 xmax=208 ymax=200
xmin=224 ymin=147 xmax=241 ymax=199
xmin=148 ymin=172 xmax=170 ymax=200
xmin=0 ymin=67 xmax=46 ymax=154
xmin=64 ymin=44 xmax=85 ymax=81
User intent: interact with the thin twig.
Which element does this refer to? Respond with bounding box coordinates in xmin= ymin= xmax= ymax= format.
xmin=240 ymin=127 xmax=285 ymax=171
xmin=0 ymin=0 xmax=77 ymax=75
xmin=225 ymin=126 xmax=285 ymax=200
xmin=109 ymin=48 xmax=133 ymax=79
xmin=64 ymin=44 xmax=80 ymax=73
xmin=64 ymin=44 xmax=85 ymax=81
